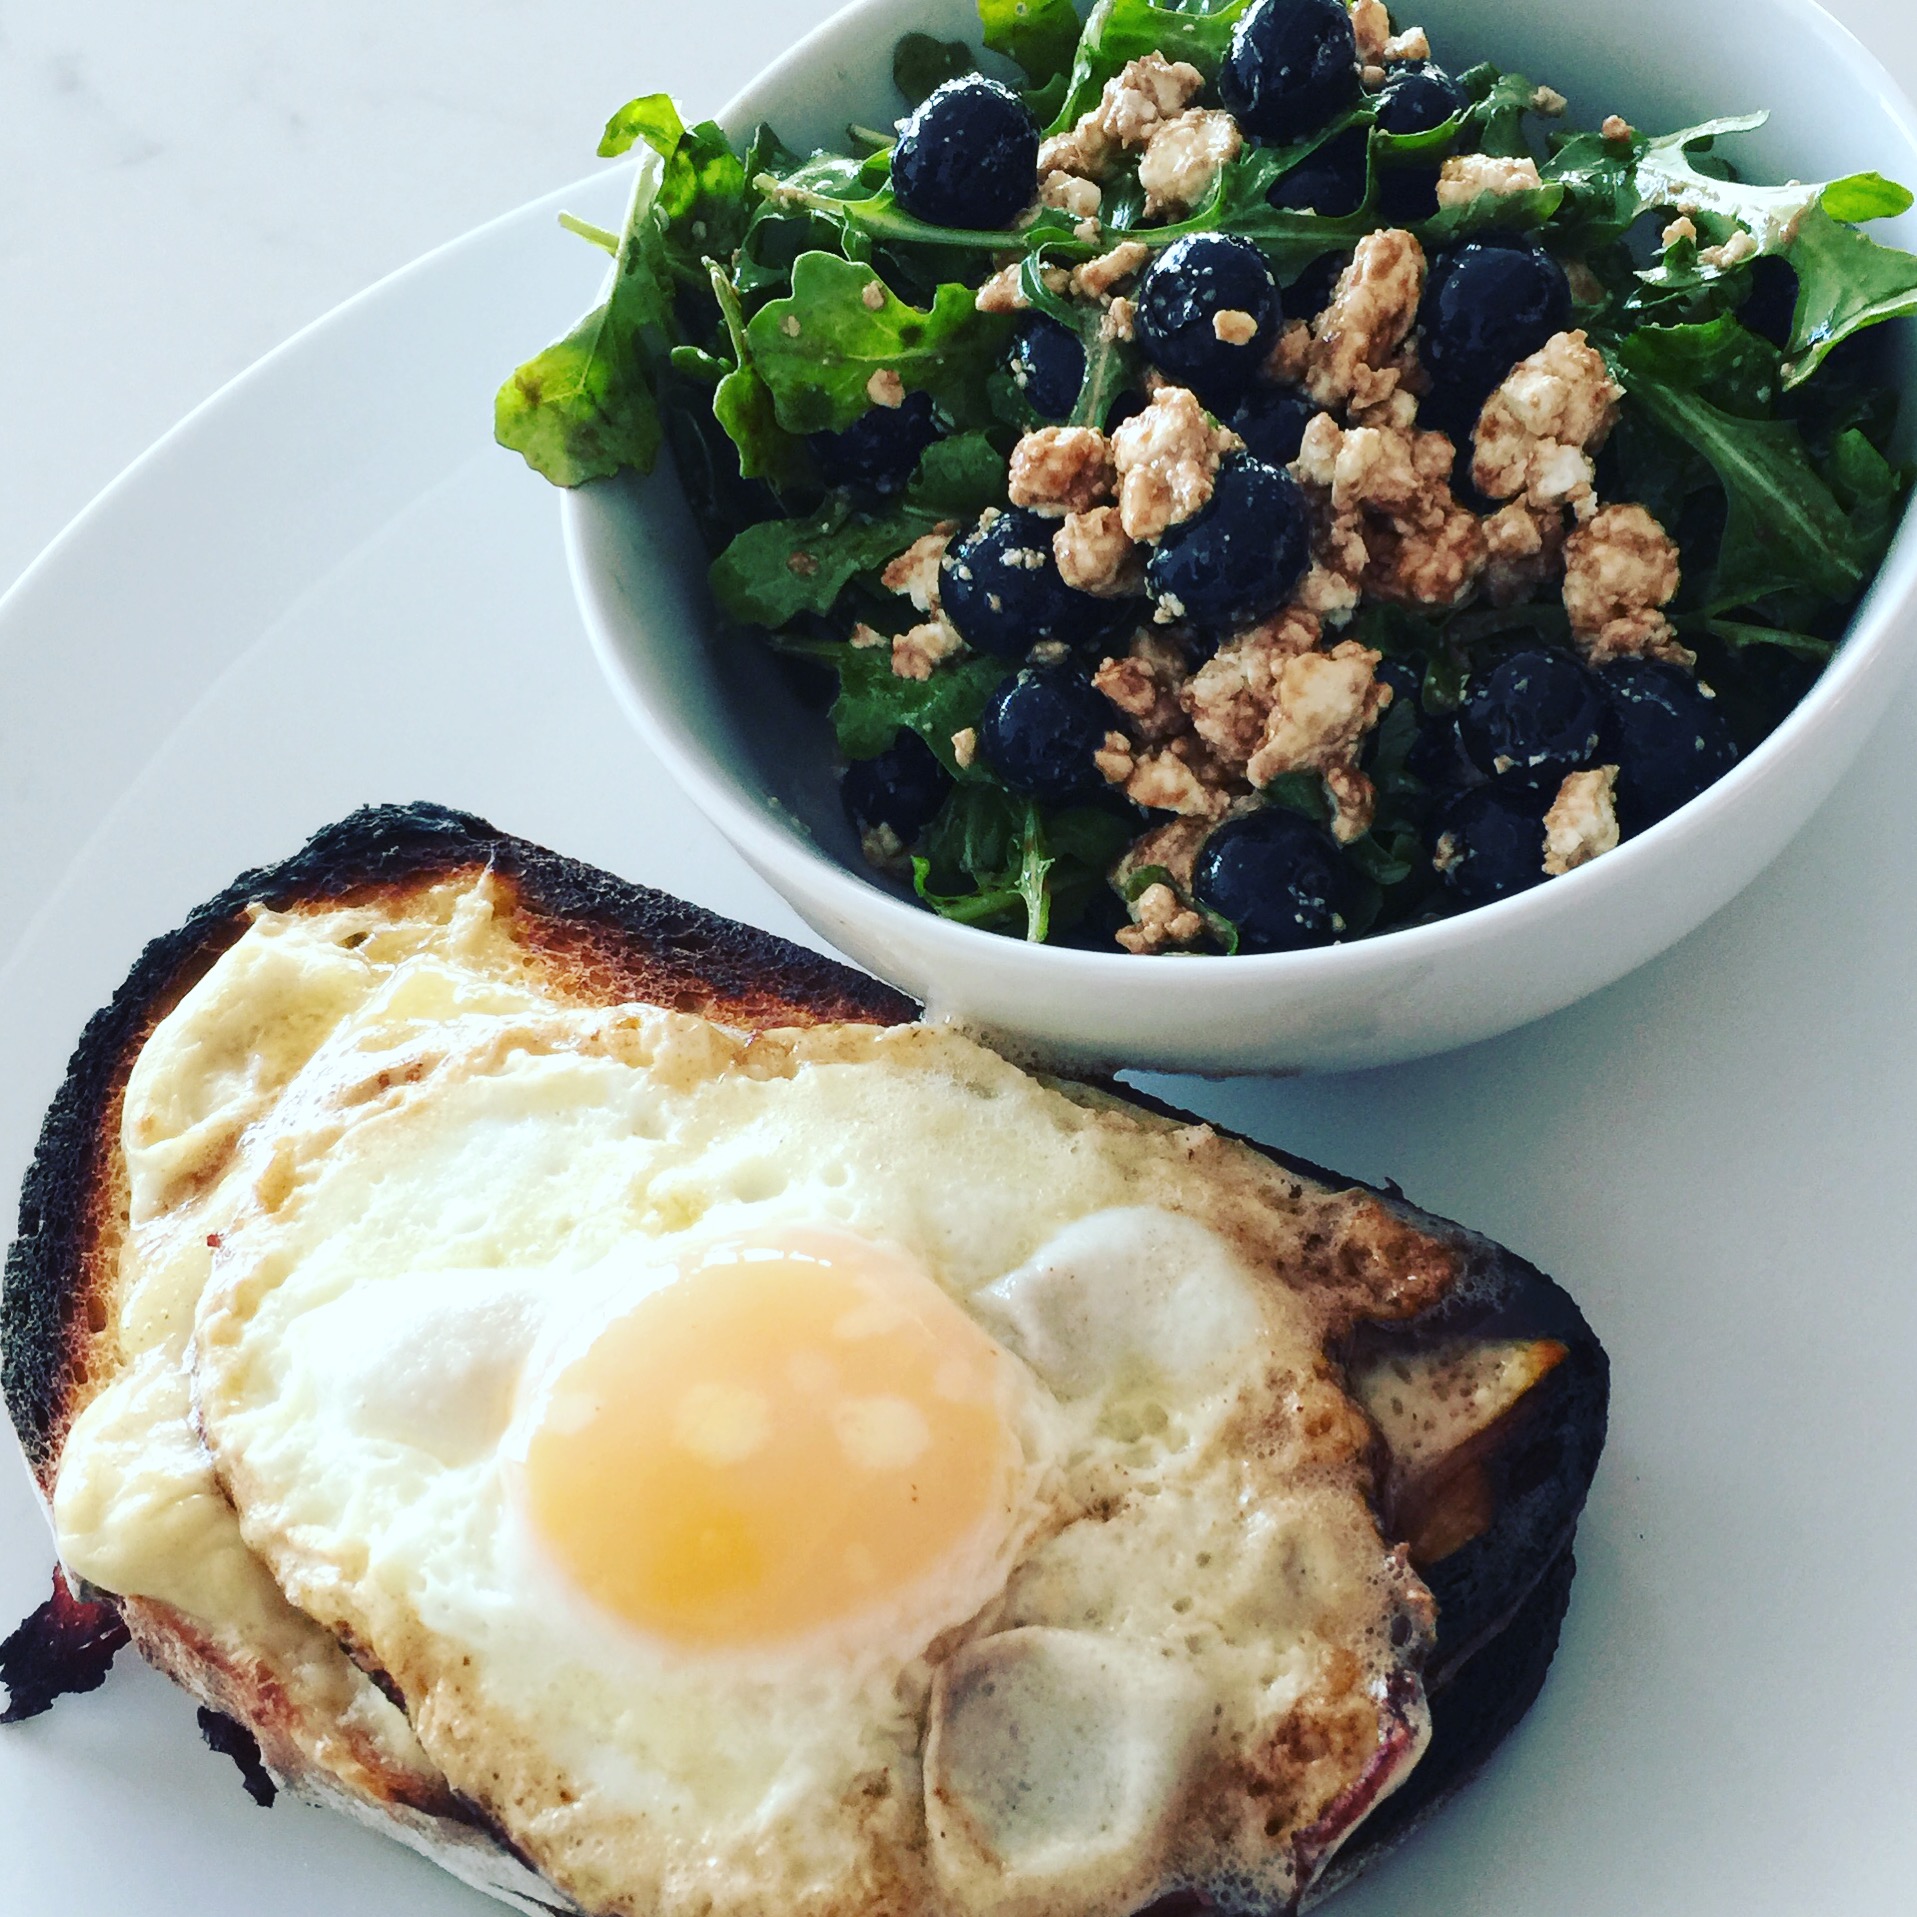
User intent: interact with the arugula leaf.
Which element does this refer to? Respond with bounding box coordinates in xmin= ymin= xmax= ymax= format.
xmin=1047 ymin=0 xmax=1249 ymax=134
xmin=979 ymin=0 xmax=1082 ymax=87
xmin=495 ymin=164 xmax=669 ymax=485
xmin=913 ymin=786 xmax=1126 ymax=939
xmin=1778 ymin=200 xmax=1917 ymax=385
xmin=1703 ymin=618 xmax=1838 ymax=662
xmin=746 ymin=252 xmax=1011 ymax=432
xmin=1611 ymin=325 xmax=1867 ymax=606
xmin=598 ymin=93 xmax=688 ymax=159
xmin=831 ymin=646 xmax=1010 ymax=765
xmin=905 ymin=432 xmax=1010 ymax=517
xmin=705 ymin=263 xmax=811 ymax=488
xmin=893 ymin=32 xmax=975 ymax=106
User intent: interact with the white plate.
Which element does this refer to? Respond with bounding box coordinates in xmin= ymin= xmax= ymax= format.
xmin=6 ymin=45 xmax=1917 ymax=1917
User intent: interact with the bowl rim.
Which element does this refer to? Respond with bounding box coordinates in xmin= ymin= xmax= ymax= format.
xmin=565 ymin=0 xmax=1917 ymax=982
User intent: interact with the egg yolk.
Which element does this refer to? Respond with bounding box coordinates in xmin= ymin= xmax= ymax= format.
xmin=518 ymin=1234 xmax=1019 ymax=1646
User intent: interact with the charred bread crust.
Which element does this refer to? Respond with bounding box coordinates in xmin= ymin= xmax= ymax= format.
xmin=2 ymin=802 xmax=1606 ymax=1912
xmin=2 ymin=801 xmax=916 ymax=1488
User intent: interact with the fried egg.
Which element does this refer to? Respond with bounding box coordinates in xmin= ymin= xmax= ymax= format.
xmin=56 ymin=882 xmax=1447 ymax=1917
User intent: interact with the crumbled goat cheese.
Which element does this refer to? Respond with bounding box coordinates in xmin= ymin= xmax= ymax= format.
xmin=1094 ymin=631 xmax=1191 ymax=743
xmin=1350 ymin=0 xmax=1392 ymax=61
xmin=1531 ymin=85 xmax=1568 ymax=116
xmin=1471 ymin=330 xmax=1623 ymax=521
xmin=1139 ymin=108 xmax=1243 ymax=216
xmin=1112 ymin=386 xmax=1241 ymax=541
xmin=1384 ymin=26 xmax=1431 ymax=61
xmin=891 ymin=618 xmax=965 ymax=681
xmin=1040 ymin=170 xmax=1103 ymax=219
xmin=1265 ymin=319 xmax=1315 ymax=383
xmin=880 ymin=526 xmax=956 ymax=613
xmin=1113 ymin=815 xmax=1216 ymax=896
xmin=1662 ymin=215 xmax=1699 ymax=247
xmin=1602 ymin=114 xmax=1634 ymax=142
xmin=849 ymin=621 xmax=887 ymax=649
xmin=860 ymin=279 xmax=887 ymax=311
xmin=1562 ymin=503 xmax=1691 ymax=666
xmin=1304 ymin=228 xmax=1427 ymax=411
xmin=1071 ymin=239 xmax=1153 ymax=300
xmin=1183 ymin=608 xmax=1323 ymax=769
xmin=1543 ymin=765 xmax=1621 ymax=875
xmin=1213 ymin=308 xmax=1260 ymax=346
xmin=1480 ymin=501 xmax=1567 ymax=608
xmin=1009 ymin=427 xmax=1117 ymax=517
xmin=1103 ymin=296 xmax=1137 ymax=342
xmin=1363 ymin=507 xmax=1488 ymax=609
xmin=1055 ymin=505 xmax=1146 ymax=595
xmin=1435 ymin=154 xmax=1543 ymax=208
xmin=866 ymin=369 xmax=905 ymax=408
xmin=1116 ymin=880 xmax=1207 ymax=955
xmin=951 ymin=726 xmax=978 ymax=770
xmin=1097 ymin=733 xmax=1236 ymax=819
xmin=1038 ymin=53 xmax=1205 ymax=180
xmin=1243 ymin=641 xmax=1392 ymax=837
xmin=861 ymin=822 xmax=907 ymax=869
xmin=1701 ymin=229 xmax=1760 ymax=270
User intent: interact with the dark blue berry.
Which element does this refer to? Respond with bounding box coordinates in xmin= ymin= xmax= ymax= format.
xmin=1221 ymin=0 xmax=1362 ymax=144
xmin=978 ymin=666 xmax=1117 ymax=802
xmin=1432 ymin=785 xmax=1551 ymax=907
xmin=841 ymin=730 xmax=953 ymax=844
xmin=1104 ymin=387 xmax=1149 ymax=432
xmin=807 ymin=390 xmax=941 ymax=495
xmin=1267 ymin=126 xmax=1368 ymax=216
xmin=1229 ymin=386 xmax=1320 ymax=467
xmin=1193 ymin=808 xmax=1355 ymax=952
xmin=1284 ymin=251 xmax=1349 ymax=321
xmin=1146 ymin=455 xmax=1312 ymax=629
xmin=1600 ymin=660 xmax=1739 ymax=836
xmin=890 ymin=76 xmax=1039 ymax=230
xmin=1375 ymin=165 xmax=1442 ymax=224
xmin=1457 ymin=647 xmax=1607 ymax=787
xmin=1009 ymin=314 xmax=1087 ymax=421
xmin=1135 ymin=234 xmax=1282 ymax=408
xmin=1373 ymin=61 xmax=1472 ymax=136
xmin=1419 ymin=240 xmax=1573 ymax=439
xmin=941 ymin=508 xmax=1111 ymax=658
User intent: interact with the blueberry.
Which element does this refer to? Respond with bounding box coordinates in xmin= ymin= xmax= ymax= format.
xmin=1147 ymin=455 xmax=1312 ymax=629
xmin=1009 ymin=314 xmax=1087 ymax=422
xmin=1104 ymin=387 xmax=1149 ymax=432
xmin=1418 ymin=240 xmax=1573 ymax=438
xmin=1373 ymin=61 xmax=1472 ymax=136
xmin=1600 ymin=659 xmax=1739 ymax=836
xmin=978 ymin=666 xmax=1117 ymax=802
xmin=890 ymin=75 xmax=1039 ymax=230
xmin=1457 ymin=647 xmax=1607 ymax=787
xmin=841 ymin=730 xmax=953 ymax=845
xmin=1193 ymin=808 xmax=1356 ymax=952
xmin=1284 ymin=250 xmax=1349 ymax=321
xmin=807 ymin=390 xmax=942 ymax=495
xmin=1267 ymin=126 xmax=1368 ymax=216
xmin=1229 ymin=386 xmax=1320 ymax=467
xmin=1134 ymin=233 xmax=1282 ymax=408
xmin=1431 ymin=785 xmax=1551 ymax=907
xmin=1220 ymin=0 xmax=1363 ymax=144
xmin=941 ymin=508 xmax=1112 ymax=658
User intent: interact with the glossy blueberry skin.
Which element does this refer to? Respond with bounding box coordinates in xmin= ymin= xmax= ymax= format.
xmin=1147 ymin=455 xmax=1313 ymax=629
xmin=890 ymin=76 xmax=1039 ymax=230
xmin=841 ymin=730 xmax=953 ymax=844
xmin=1432 ymin=784 xmax=1551 ymax=907
xmin=1267 ymin=126 xmax=1368 ymax=216
xmin=1009 ymin=314 xmax=1087 ymax=422
xmin=807 ymin=390 xmax=942 ymax=495
xmin=1193 ymin=808 xmax=1356 ymax=952
xmin=1229 ymin=387 xmax=1320 ymax=467
xmin=1457 ymin=647 xmax=1608 ymax=788
xmin=1221 ymin=0 xmax=1362 ymax=144
xmin=1134 ymin=233 xmax=1282 ymax=407
xmin=1418 ymin=240 xmax=1574 ymax=438
xmin=941 ymin=508 xmax=1111 ymax=657
xmin=1600 ymin=659 xmax=1740 ymax=836
xmin=1373 ymin=61 xmax=1472 ymax=135
xmin=978 ymin=667 xmax=1117 ymax=802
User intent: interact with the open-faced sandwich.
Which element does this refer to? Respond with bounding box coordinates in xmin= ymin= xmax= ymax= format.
xmin=3 ymin=804 xmax=1606 ymax=1914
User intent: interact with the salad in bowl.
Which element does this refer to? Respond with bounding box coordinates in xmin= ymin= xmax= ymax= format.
xmin=502 ymin=0 xmax=1917 ymax=959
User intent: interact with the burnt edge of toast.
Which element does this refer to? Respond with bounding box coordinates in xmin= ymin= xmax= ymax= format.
xmin=1 ymin=800 xmax=1606 ymax=1905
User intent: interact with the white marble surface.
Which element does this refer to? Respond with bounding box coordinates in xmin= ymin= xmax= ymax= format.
xmin=5 ymin=0 xmax=1914 ymax=596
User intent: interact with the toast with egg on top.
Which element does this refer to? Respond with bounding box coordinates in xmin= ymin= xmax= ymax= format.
xmin=2 ymin=803 xmax=1605 ymax=1917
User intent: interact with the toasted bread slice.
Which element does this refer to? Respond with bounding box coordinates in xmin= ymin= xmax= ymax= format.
xmin=2 ymin=804 xmax=1606 ymax=1914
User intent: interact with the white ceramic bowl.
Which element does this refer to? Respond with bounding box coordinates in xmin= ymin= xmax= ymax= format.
xmin=567 ymin=0 xmax=1917 ymax=1077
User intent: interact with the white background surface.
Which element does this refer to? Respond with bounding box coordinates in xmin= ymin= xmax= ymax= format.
xmin=4 ymin=2 xmax=1917 ymax=1913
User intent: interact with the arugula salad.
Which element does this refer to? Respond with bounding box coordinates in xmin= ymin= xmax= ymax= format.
xmin=498 ymin=0 xmax=1917 ymax=955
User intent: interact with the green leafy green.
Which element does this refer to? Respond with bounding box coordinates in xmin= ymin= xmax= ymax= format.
xmin=830 ymin=645 xmax=1009 ymax=766
xmin=598 ymin=93 xmax=689 ymax=159
xmin=746 ymin=252 xmax=1011 ymax=432
xmin=1048 ymin=0 xmax=1248 ymax=133
xmin=893 ymin=32 xmax=975 ymax=106
xmin=1779 ymin=200 xmax=1917 ymax=384
xmin=980 ymin=0 xmax=1082 ymax=86
xmin=913 ymin=786 xmax=1129 ymax=939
